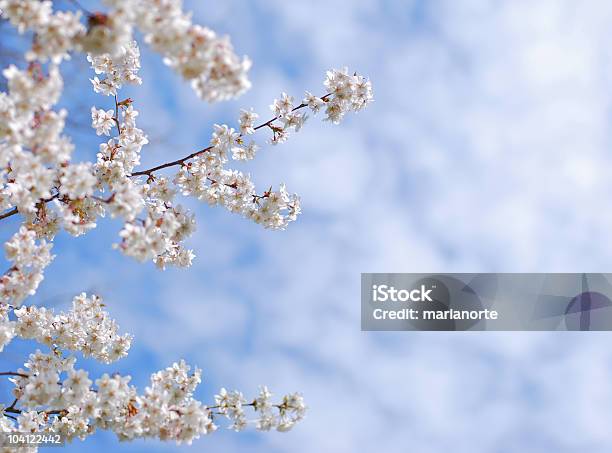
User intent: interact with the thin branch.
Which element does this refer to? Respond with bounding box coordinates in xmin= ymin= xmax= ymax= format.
xmin=0 ymin=372 xmax=29 ymax=378
xmin=0 ymin=193 xmax=60 ymax=221
xmin=113 ymin=94 xmax=122 ymax=135
xmin=7 ymin=398 xmax=18 ymax=410
xmin=0 ymin=207 xmax=18 ymax=220
xmin=3 ymin=406 xmax=65 ymax=416
xmin=130 ymin=145 xmax=213 ymax=177
xmin=90 ymin=194 xmax=115 ymax=204
xmin=130 ymin=93 xmax=331 ymax=177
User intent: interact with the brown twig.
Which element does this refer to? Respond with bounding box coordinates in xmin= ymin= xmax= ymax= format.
xmin=90 ymin=194 xmax=115 ymax=204
xmin=113 ymin=94 xmax=122 ymax=135
xmin=0 ymin=207 xmax=18 ymax=220
xmin=130 ymin=93 xmax=331 ymax=177
xmin=0 ymin=371 xmax=29 ymax=378
xmin=3 ymin=406 xmax=65 ymax=416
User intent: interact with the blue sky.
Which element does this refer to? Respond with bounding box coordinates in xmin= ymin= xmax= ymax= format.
xmin=3 ymin=0 xmax=612 ymax=451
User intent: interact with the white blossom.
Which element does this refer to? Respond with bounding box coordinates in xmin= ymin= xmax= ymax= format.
xmin=270 ymin=92 xmax=295 ymax=118
xmin=88 ymin=40 xmax=142 ymax=96
xmin=239 ymin=108 xmax=258 ymax=135
xmin=323 ymin=67 xmax=374 ymax=123
xmin=54 ymin=197 xmax=104 ymax=237
xmin=232 ymin=141 xmax=258 ymax=161
xmin=303 ymin=91 xmax=325 ymax=113
xmin=0 ymin=309 xmax=16 ymax=352
xmin=106 ymin=178 xmax=144 ymax=220
xmin=91 ymin=107 xmax=115 ymax=136
xmin=59 ymin=163 xmax=96 ymax=199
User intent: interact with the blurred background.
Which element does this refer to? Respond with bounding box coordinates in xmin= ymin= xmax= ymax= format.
xmin=3 ymin=0 xmax=612 ymax=451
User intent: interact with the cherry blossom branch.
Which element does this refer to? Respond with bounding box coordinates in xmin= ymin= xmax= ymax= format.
xmin=130 ymin=93 xmax=332 ymax=177
xmin=0 ymin=193 xmax=61 ymax=221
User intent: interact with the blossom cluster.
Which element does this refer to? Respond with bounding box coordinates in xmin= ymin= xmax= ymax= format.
xmin=2 ymin=353 xmax=305 ymax=448
xmin=0 ymin=0 xmax=85 ymax=62
xmin=120 ymin=0 xmax=252 ymax=101
xmin=322 ymin=67 xmax=374 ymax=123
xmin=0 ymin=227 xmax=53 ymax=307
xmin=174 ymin=164 xmax=302 ymax=231
xmin=0 ymin=291 xmax=306 ymax=443
xmin=12 ymin=293 xmax=132 ymax=363
xmin=215 ymin=386 xmax=306 ymax=432
xmin=0 ymin=63 xmax=66 ymax=214
xmin=88 ymin=40 xmax=142 ymax=96
xmin=0 ymin=0 xmax=248 ymax=99
xmin=116 ymin=196 xmax=196 ymax=268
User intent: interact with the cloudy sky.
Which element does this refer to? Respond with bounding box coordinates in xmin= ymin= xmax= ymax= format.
xmin=4 ymin=0 xmax=612 ymax=451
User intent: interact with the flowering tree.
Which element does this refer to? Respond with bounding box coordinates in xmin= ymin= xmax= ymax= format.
xmin=0 ymin=0 xmax=372 ymax=448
